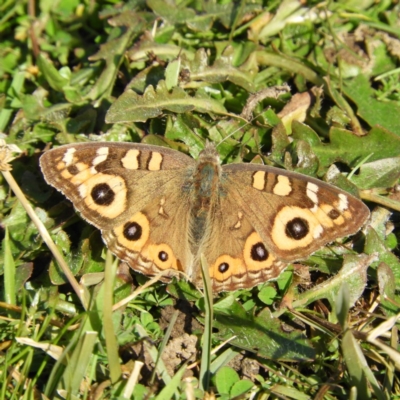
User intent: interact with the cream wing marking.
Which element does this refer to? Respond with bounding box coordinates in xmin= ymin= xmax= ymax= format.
xmin=306 ymin=182 xmax=319 ymax=204
xmin=121 ymin=149 xmax=140 ymax=170
xmin=62 ymin=148 xmax=76 ymax=166
xmin=338 ymin=193 xmax=349 ymax=212
xmin=158 ymin=197 xmax=168 ymax=217
xmin=92 ymin=147 xmax=109 ymax=166
xmin=252 ymin=171 xmax=266 ymax=190
xmin=273 ymin=175 xmax=292 ymax=196
xmin=232 ymin=212 xmax=243 ymax=229
xmin=147 ymin=152 xmax=163 ymax=171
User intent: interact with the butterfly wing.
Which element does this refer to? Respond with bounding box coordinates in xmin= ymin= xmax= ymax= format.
xmin=40 ymin=142 xmax=196 ymax=278
xmin=199 ymin=163 xmax=369 ymax=291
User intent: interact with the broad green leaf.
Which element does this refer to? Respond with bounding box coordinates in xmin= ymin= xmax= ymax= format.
xmin=37 ymin=53 xmax=69 ymax=92
xmin=215 ymin=366 xmax=239 ymax=395
xmin=230 ymin=379 xmax=254 ymax=397
xmin=294 ymin=254 xmax=376 ymax=315
xmin=49 ymin=230 xmax=82 ymax=285
xmin=377 ymin=263 xmax=399 ymax=316
xmin=258 ymin=285 xmax=277 ymax=305
xmin=147 ymin=0 xmax=196 ymax=24
xmin=106 ymin=81 xmax=227 ymax=123
xmin=350 ymin=157 xmax=400 ymax=189
xmin=86 ymin=11 xmax=146 ymax=100
xmin=214 ymin=302 xmax=315 ymax=361
xmin=365 ymin=228 xmax=400 ymax=287
xmin=182 ymin=48 xmax=255 ymax=91
xmin=345 ymin=74 xmax=400 ymax=134
xmin=292 ymin=123 xmax=400 ymax=176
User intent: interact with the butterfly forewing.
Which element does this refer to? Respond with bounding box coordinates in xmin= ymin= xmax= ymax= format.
xmin=40 ymin=142 xmax=195 ymax=229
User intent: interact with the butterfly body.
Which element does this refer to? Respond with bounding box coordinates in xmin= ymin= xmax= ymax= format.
xmin=40 ymin=141 xmax=369 ymax=292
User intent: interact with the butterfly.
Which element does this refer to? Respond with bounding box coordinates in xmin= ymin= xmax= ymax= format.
xmin=40 ymin=141 xmax=369 ymax=292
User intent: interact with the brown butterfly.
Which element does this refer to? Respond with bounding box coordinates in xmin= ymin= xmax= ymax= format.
xmin=40 ymin=141 xmax=369 ymax=291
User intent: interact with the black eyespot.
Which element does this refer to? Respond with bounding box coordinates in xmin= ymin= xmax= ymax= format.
xmin=218 ymin=262 xmax=229 ymax=273
xmin=285 ymin=217 xmax=309 ymax=240
xmin=158 ymin=251 xmax=168 ymax=262
xmin=328 ymin=209 xmax=340 ymax=220
xmin=67 ymin=165 xmax=79 ymax=175
xmin=251 ymin=242 xmax=269 ymax=261
xmin=123 ymin=222 xmax=142 ymax=241
xmin=91 ymin=183 xmax=115 ymax=206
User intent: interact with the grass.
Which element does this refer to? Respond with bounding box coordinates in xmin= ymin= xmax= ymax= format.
xmin=1 ymin=0 xmax=400 ymax=399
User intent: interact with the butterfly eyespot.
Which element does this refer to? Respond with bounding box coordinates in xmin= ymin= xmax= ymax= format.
xmin=145 ymin=243 xmax=178 ymax=270
xmin=158 ymin=250 xmax=168 ymax=262
xmin=285 ymin=217 xmax=309 ymax=240
xmin=250 ymin=242 xmax=269 ymax=261
xmin=123 ymin=221 xmax=142 ymax=241
xmin=112 ymin=212 xmax=150 ymax=253
xmin=328 ymin=209 xmax=340 ymax=220
xmin=91 ymin=183 xmax=115 ymax=206
xmin=272 ymin=206 xmax=324 ymax=250
xmin=210 ymin=255 xmax=243 ymax=284
xmin=244 ymin=232 xmax=275 ymax=271
xmin=67 ymin=164 xmax=79 ymax=175
xmin=218 ymin=262 xmax=229 ymax=273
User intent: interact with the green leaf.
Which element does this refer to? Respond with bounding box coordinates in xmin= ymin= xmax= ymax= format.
xmin=335 ymin=283 xmax=350 ymax=329
xmin=147 ymin=0 xmax=196 ymax=24
xmin=37 ymin=54 xmax=69 ymax=92
xmin=199 ymin=254 xmax=213 ymax=392
xmin=214 ymin=301 xmax=315 ymax=361
xmin=350 ymin=157 xmax=400 ymax=189
xmin=295 ymin=254 xmax=376 ymax=315
xmin=257 ymin=285 xmax=277 ymax=305
xmin=292 ymin=122 xmax=400 ymax=175
xmin=86 ymin=11 xmax=147 ymax=100
xmin=215 ymin=366 xmax=239 ymax=395
xmin=49 ymin=230 xmax=82 ymax=285
xmin=377 ymin=263 xmax=399 ymax=316
xmin=344 ymin=74 xmax=400 ymax=134
xmin=365 ymin=228 xmax=400 ymax=287
xmin=14 ymin=263 xmax=33 ymax=291
xmin=183 ymin=48 xmax=255 ymax=91
xmin=230 ymin=379 xmax=254 ymax=397
xmin=106 ymin=80 xmax=227 ymax=123
xmin=166 ymin=278 xmax=203 ymax=302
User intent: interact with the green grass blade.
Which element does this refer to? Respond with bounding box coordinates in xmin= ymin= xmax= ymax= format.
xmin=3 ymin=227 xmax=16 ymax=306
xmin=155 ymin=362 xmax=187 ymax=400
xmin=103 ymin=250 xmax=122 ymax=383
xmin=199 ymin=254 xmax=213 ymax=392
